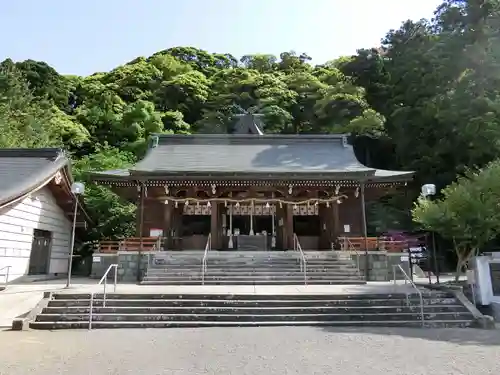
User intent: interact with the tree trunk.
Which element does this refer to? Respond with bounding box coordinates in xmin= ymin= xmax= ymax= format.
xmin=454 ymin=246 xmax=477 ymax=282
xmin=454 ymin=260 xmax=464 ymax=282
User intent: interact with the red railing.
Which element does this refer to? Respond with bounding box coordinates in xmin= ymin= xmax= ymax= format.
xmin=97 ymin=237 xmax=161 ymax=253
xmin=338 ymin=236 xmax=408 ymax=253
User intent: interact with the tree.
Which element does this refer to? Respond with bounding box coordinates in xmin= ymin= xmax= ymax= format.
xmin=4 ymin=0 xmax=500 ymax=250
xmin=0 ymin=65 xmax=89 ymax=149
xmin=412 ymin=160 xmax=500 ymax=280
xmin=71 ymin=146 xmax=137 ymax=243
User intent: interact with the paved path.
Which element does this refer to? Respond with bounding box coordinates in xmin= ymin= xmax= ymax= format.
xmin=0 ymin=327 xmax=498 ymax=375
xmin=0 ymin=284 xmax=64 ymax=328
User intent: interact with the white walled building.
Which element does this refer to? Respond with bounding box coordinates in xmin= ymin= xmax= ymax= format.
xmin=0 ymin=149 xmax=89 ymax=283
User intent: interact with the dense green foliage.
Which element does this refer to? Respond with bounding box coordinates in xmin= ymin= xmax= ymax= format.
xmin=1 ymin=0 xmax=500 ymax=244
xmin=413 ymin=160 xmax=500 ymax=277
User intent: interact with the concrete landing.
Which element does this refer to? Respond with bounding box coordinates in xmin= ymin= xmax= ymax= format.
xmin=53 ymin=282 xmax=419 ymax=295
xmin=0 ymin=284 xmax=65 ymax=328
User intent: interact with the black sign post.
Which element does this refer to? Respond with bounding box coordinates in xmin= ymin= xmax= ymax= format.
xmin=407 ymin=242 xmax=413 ymax=282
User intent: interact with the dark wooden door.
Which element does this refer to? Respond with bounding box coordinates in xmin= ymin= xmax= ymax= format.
xmin=28 ymin=229 xmax=52 ymax=275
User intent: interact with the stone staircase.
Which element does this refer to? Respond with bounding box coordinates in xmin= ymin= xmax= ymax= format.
xmin=29 ymin=291 xmax=477 ymax=329
xmin=141 ymin=251 xmax=365 ymax=285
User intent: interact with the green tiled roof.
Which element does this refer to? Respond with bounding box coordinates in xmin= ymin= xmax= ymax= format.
xmin=132 ymin=134 xmax=374 ymax=175
xmin=0 ymin=148 xmax=68 ymax=207
xmin=92 ymin=134 xmax=414 ymax=182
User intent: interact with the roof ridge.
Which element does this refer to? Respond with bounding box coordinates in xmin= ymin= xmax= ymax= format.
xmin=0 ymin=148 xmax=64 ymax=160
xmin=153 ymin=133 xmax=348 ymax=139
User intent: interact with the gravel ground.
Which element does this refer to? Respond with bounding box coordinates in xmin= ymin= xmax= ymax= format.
xmin=0 ymin=327 xmax=498 ymax=375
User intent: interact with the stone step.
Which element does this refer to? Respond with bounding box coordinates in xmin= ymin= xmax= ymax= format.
xmin=156 ymin=251 xmax=352 ymax=257
xmin=154 ymin=257 xmax=356 ymax=262
xmin=149 ymin=263 xmax=359 ymax=268
xmin=140 ymin=280 xmax=366 ymax=285
xmin=29 ymin=319 xmax=475 ymax=330
xmin=150 ymin=262 xmax=358 ymax=268
xmin=143 ymin=275 xmax=364 ymax=281
xmin=36 ymin=311 xmax=473 ymax=323
xmin=42 ymin=305 xmax=469 ymax=315
xmin=47 ymin=297 xmax=460 ymax=308
xmin=146 ymin=268 xmax=361 ymax=274
xmin=51 ymin=293 xmax=454 ymax=300
xmin=145 ymin=270 xmax=360 ymax=280
xmin=147 ymin=264 xmax=358 ymax=273
xmin=147 ymin=265 xmax=358 ymax=273
xmin=31 ymin=290 xmax=475 ymax=330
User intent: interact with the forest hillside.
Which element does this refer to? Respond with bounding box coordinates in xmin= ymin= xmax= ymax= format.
xmin=1 ymin=0 xmax=499 ymax=242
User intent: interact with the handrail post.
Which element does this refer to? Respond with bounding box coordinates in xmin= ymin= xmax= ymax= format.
xmin=103 ymin=277 xmax=107 ymax=307
xmin=293 ymin=233 xmax=307 ymax=285
xmin=201 ymin=233 xmax=211 ymax=285
xmin=88 ymin=292 xmax=94 ymax=330
xmin=395 ymin=264 xmax=425 ymax=328
xmin=345 ymin=238 xmax=362 ymax=278
xmin=113 ymin=264 xmax=117 ymax=293
xmin=1 ymin=266 xmax=11 ymax=289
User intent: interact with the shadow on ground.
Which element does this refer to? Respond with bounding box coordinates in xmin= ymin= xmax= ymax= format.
xmin=320 ymin=326 xmax=500 ymax=346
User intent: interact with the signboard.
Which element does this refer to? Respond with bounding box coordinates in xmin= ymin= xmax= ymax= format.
xmin=343 ymin=225 xmax=350 ymax=233
xmin=400 ymin=255 xmax=409 ymax=262
xmin=466 ymin=270 xmax=475 ymax=285
xmin=409 ymin=246 xmax=427 ymax=264
xmin=92 ymin=256 xmax=100 ymax=263
xmin=149 ymin=228 xmax=163 ymax=237
xmin=489 ymin=262 xmax=500 ymax=296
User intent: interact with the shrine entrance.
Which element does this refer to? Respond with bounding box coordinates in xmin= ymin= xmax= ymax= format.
xmin=226 ymin=204 xmax=277 ymax=251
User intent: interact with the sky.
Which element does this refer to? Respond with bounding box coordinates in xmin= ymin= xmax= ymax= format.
xmin=0 ymin=0 xmax=442 ymax=76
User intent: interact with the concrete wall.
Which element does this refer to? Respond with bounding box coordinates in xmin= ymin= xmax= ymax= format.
xmin=89 ymin=250 xmax=410 ymax=283
xmin=90 ymin=252 xmax=150 ymax=282
xmin=349 ymin=252 xmax=411 ymax=281
xmin=0 ymin=186 xmax=72 ymax=282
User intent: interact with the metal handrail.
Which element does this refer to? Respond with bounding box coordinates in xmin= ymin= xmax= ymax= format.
xmin=346 ymin=238 xmax=362 ymax=277
xmin=88 ymin=263 xmax=118 ymax=330
xmin=293 ymin=234 xmax=307 ymax=285
xmin=392 ymin=264 xmax=425 ymax=327
xmin=0 ymin=266 xmax=11 ymax=289
xmin=155 ymin=236 xmax=163 ymax=251
xmin=201 ymin=233 xmax=212 ymax=285
xmin=148 ymin=236 xmax=164 ymax=267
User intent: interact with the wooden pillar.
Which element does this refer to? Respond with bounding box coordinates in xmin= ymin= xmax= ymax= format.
xmin=360 ymin=182 xmax=369 ymax=280
xmin=138 ymin=185 xmax=145 ymax=244
xmin=173 ymin=205 xmax=183 ymax=250
xmin=333 ymin=202 xmax=340 ymax=238
xmin=137 ymin=183 xmax=145 ymax=282
xmin=275 ymin=204 xmax=285 ymax=250
xmin=319 ymin=204 xmax=334 ymax=250
xmin=218 ymin=204 xmax=225 ymax=250
xmin=286 ymin=204 xmax=294 ymax=249
xmin=163 ymin=202 xmax=173 ymax=249
xmin=210 ymin=202 xmax=219 ymax=249
xmin=135 ymin=185 xmax=142 ymax=237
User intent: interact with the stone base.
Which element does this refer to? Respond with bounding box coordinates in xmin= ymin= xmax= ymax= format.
xmin=492 ymin=302 xmax=500 ymax=321
xmin=347 ymin=252 xmax=411 ymax=282
xmin=90 ymin=251 xmax=409 ymax=283
xmin=91 ymin=252 xmax=151 ymax=282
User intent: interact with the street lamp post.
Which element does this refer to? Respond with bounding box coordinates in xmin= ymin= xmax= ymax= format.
xmin=421 ymin=183 xmax=440 ymax=284
xmin=66 ymin=182 xmax=85 ymax=288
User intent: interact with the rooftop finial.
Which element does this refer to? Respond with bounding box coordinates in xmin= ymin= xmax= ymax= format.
xmin=233 ymin=105 xmax=265 ymax=135
xmin=151 ymin=135 xmax=159 ymax=148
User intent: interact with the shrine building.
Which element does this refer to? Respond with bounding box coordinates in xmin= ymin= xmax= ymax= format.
xmin=91 ymin=114 xmax=413 ymax=252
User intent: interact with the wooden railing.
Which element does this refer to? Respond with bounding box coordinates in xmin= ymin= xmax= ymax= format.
xmin=97 ymin=237 xmax=161 ymax=253
xmin=338 ymin=236 xmax=408 ymax=253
